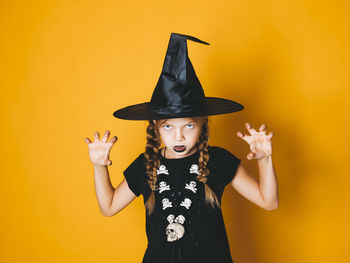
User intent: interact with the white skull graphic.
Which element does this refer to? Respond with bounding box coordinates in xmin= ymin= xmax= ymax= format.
xmin=167 ymin=214 xmax=175 ymax=223
xmin=157 ymin=165 xmax=169 ymax=175
xmin=162 ymin=198 xmax=173 ymax=210
xmin=185 ymin=181 xmax=197 ymax=193
xmin=180 ymin=198 xmax=192 ymax=209
xmin=175 ymin=215 xmax=185 ymax=224
xmin=189 ymin=164 xmax=199 ymax=174
xmin=166 ymin=223 xmax=185 ymax=242
xmin=158 ymin=181 xmax=170 ymax=193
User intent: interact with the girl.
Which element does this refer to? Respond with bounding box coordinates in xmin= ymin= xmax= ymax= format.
xmin=85 ymin=33 xmax=278 ymax=263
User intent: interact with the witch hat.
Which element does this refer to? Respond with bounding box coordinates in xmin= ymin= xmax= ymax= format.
xmin=113 ymin=33 xmax=244 ymax=120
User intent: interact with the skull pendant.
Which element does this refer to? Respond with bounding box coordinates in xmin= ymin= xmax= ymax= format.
xmin=166 ymin=222 xmax=185 ymax=242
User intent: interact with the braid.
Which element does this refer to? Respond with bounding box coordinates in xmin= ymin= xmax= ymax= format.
xmin=144 ymin=120 xmax=161 ymax=215
xmin=196 ymin=117 xmax=220 ymax=208
xmin=197 ymin=117 xmax=210 ymax=183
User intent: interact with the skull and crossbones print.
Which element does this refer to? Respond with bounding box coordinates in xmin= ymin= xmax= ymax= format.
xmin=180 ymin=198 xmax=192 ymax=209
xmin=158 ymin=181 xmax=170 ymax=193
xmin=189 ymin=164 xmax=199 ymax=174
xmin=156 ymin=162 xmax=201 ymax=242
xmin=162 ymin=198 xmax=173 ymax=210
xmin=185 ymin=181 xmax=197 ymax=193
xmin=157 ymin=165 xmax=169 ymax=175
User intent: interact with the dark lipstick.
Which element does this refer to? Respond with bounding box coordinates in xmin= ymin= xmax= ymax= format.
xmin=173 ymin=145 xmax=186 ymax=152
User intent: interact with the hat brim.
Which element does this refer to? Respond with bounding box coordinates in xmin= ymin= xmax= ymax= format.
xmin=113 ymin=97 xmax=244 ymax=120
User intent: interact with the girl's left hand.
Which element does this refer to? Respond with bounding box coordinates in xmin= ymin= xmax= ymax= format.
xmin=237 ymin=122 xmax=273 ymax=160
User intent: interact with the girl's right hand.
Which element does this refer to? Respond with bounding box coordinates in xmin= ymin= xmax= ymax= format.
xmin=84 ymin=130 xmax=118 ymax=166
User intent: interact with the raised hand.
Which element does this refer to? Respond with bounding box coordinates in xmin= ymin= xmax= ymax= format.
xmin=237 ymin=122 xmax=273 ymax=160
xmin=84 ymin=130 xmax=118 ymax=166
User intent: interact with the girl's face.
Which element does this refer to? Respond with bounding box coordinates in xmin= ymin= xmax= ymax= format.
xmin=154 ymin=117 xmax=205 ymax=159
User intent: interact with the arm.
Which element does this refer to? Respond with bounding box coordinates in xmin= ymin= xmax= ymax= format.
xmin=93 ymin=165 xmax=136 ymax=217
xmin=231 ymin=157 xmax=279 ymax=210
xmin=232 ymin=122 xmax=279 ymax=210
xmin=85 ymin=130 xmax=137 ymax=217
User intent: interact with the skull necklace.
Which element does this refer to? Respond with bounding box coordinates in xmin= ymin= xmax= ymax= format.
xmin=156 ymin=152 xmax=200 ymax=243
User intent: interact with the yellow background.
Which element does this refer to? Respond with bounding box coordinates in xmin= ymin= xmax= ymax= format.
xmin=1 ymin=0 xmax=349 ymax=262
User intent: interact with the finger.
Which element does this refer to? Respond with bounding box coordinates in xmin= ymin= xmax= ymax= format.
xmin=236 ymin=131 xmax=245 ymax=137
xmin=84 ymin=137 xmax=91 ymax=144
xmin=245 ymin=122 xmax=257 ymax=135
xmin=107 ymin=160 xmax=112 ymax=165
xmin=247 ymin=152 xmax=255 ymax=160
xmin=237 ymin=131 xmax=247 ymax=139
xmin=94 ymin=131 xmax=100 ymax=142
xmin=237 ymin=131 xmax=251 ymax=144
xmin=267 ymin=131 xmax=273 ymax=139
xmin=259 ymin=124 xmax=267 ymax=132
xmin=101 ymin=130 xmax=110 ymax=142
xmin=109 ymin=136 xmax=118 ymax=144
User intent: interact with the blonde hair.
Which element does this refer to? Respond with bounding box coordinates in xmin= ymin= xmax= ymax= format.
xmin=144 ymin=117 xmax=219 ymax=216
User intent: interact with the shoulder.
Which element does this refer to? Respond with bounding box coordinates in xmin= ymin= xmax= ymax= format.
xmin=207 ymin=146 xmax=242 ymax=188
xmin=124 ymin=152 xmax=147 ymax=173
xmin=132 ymin=152 xmax=147 ymax=164
xmin=123 ymin=152 xmax=148 ymax=197
xmin=208 ymin=146 xmax=241 ymax=162
xmin=133 ymin=152 xmax=147 ymax=164
xmin=208 ymin=145 xmax=230 ymax=154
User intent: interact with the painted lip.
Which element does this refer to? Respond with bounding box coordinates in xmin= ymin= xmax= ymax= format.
xmin=173 ymin=145 xmax=186 ymax=152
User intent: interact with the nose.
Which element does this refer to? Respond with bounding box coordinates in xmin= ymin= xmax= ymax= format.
xmin=174 ymin=128 xmax=185 ymax=142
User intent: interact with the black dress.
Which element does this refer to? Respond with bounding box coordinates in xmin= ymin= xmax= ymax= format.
xmin=123 ymin=146 xmax=241 ymax=263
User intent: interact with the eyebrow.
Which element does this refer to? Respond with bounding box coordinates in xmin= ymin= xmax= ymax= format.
xmin=161 ymin=120 xmax=197 ymax=126
xmin=159 ymin=120 xmax=168 ymax=125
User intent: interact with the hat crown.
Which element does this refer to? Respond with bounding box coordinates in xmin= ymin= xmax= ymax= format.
xmin=112 ymin=32 xmax=244 ymax=120
xmin=149 ymin=33 xmax=209 ymax=112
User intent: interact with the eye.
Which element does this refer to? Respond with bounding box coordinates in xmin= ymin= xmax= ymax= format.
xmin=162 ymin=124 xmax=171 ymax=130
xmin=185 ymin=124 xmax=194 ymax=129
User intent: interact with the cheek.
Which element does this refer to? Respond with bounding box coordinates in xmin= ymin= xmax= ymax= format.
xmin=187 ymin=128 xmax=201 ymax=142
xmin=159 ymin=130 xmax=171 ymax=143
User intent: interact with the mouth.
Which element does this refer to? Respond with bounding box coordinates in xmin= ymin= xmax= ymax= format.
xmin=173 ymin=145 xmax=186 ymax=153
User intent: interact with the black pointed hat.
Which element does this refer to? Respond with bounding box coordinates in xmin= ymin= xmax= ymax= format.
xmin=113 ymin=33 xmax=244 ymax=120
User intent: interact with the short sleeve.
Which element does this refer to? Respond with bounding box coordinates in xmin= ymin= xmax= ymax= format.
xmin=210 ymin=146 xmax=241 ymax=187
xmin=123 ymin=154 xmax=145 ymax=197
xmin=221 ymin=148 xmax=241 ymax=186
